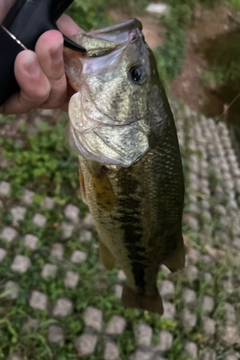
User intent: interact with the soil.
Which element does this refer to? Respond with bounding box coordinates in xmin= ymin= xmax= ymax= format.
xmin=170 ymin=3 xmax=233 ymax=117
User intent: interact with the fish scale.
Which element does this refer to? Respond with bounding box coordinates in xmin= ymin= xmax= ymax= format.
xmin=65 ymin=19 xmax=185 ymax=315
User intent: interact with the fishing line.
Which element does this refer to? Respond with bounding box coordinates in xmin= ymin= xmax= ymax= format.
xmin=215 ymin=91 xmax=240 ymax=123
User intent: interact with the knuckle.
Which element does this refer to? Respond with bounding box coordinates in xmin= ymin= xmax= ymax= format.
xmin=41 ymin=91 xmax=67 ymax=109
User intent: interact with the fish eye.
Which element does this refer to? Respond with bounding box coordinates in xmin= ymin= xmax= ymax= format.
xmin=129 ymin=66 xmax=144 ymax=84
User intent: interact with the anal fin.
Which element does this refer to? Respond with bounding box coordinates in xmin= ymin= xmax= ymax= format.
xmin=99 ymin=240 xmax=115 ymax=270
xmin=163 ymin=235 xmax=185 ymax=272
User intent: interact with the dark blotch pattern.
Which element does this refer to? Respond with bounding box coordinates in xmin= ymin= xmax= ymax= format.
xmin=114 ymin=170 xmax=146 ymax=292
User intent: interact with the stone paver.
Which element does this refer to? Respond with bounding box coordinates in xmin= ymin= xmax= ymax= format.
xmin=162 ymin=301 xmax=175 ymax=320
xmin=0 ymin=226 xmax=18 ymax=242
xmin=64 ymin=271 xmax=79 ymax=289
xmin=184 ymin=265 xmax=198 ymax=280
xmin=117 ymin=270 xmax=126 ymax=282
xmin=204 ymin=273 xmax=213 ymax=282
xmin=156 ymin=331 xmax=173 ymax=351
xmin=33 ymin=213 xmax=47 ymax=227
xmin=114 ymin=285 xmax=123 ymax=299
xmin=75 ymin=333 xmax=98 ymax=356
xmin=104 ymin=341 xmax=119 ymax=360
xmin=83 ymin=213 xmax=94 ymax=227
xmin=7 ymin=354 xmax=22 ymax=360
xmin=159 ymin=280 xmax=175 ymax=297
xmin=22 ymin=318 xmax=39 ymax=332
xmin=202 ymin=296 xmax=215 ymax=313
xmin=22 ymin=189 xmax=34 ymax=205
xmin=182 ymin=310 xmax=197 ymax=328
xmin=187 ymin=249 xmax=199 ymax=263
xmin=24 ymin=234 xmax=39 ymax=250
xmin=29 ymin=291 xmax=48 ymax=311
xmin=71 ymin=250 xmax=87 ymax=263
xmin=10 ymin=206 xmax=26 ymax=224
xmin=41 ymin=197 xmax=54 ymax=209
xmin=79 ymin=229 xmax=92 ymax=242
xmin=41 ymin=263 xmax=57 ymax=278
xmin=203 ymin=317 xmax=215 ymax=335
xmin=61 ymin=222 xmax=74 ymax=239
xmin=130 ymin=350 xmax=154 ymax=360
xmin=225 ymin=354 xmax=238 ymax=360
xmin=4 ymin=281 xmax=19 ymax=299
xmin=83 ymin=307 xmax=102 ymax=332
xmin=11 ymin=255 xmax=31 ymax=273
xmin=183 ymin=288 xmax=197 ymax=304
xmin=48 ymin=325 xmax=64 ymax=344
xmin=201 ymin=348 xmax=216 ymax=360
xmin=106 ymin=315 xmax=126 ymax=335
xmin=51 ymin=243 xmax=64 ymax=260
xmin=0 ymin=181 xmax=11 ymax=196
xmin=224 ymin=303 xmax=236 ymax=324
xmin=53 ymin=298 xmax=73 ymax=317
xmin=185 ymin=215 xmax=199 ymax=231
xmin=0 ymin=248 xmax=7 ymax=261
xmin=134 ymin=323 xmax=152 ymax=347
xmin=222 ymin=279 xmax=233 ymax=294
xmin=184 ymin=341 xmax=198 ymax=359
xmin=64 ymin=204 xmax=80 ymax=224
xmin=221 ymin=325 xmax=240 ymax=345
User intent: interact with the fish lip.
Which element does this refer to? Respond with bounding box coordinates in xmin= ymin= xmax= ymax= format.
xmin=89 ymin=18 xmax=142 ymax=37
xmin=89 ymin=20 xmax=143 ymax=49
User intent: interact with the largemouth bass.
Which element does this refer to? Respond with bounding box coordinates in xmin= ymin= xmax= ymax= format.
xmin=64 ymin=19 xmax=185 ymax=315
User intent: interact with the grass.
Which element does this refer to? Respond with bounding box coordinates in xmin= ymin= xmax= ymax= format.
xmin=0 ymin=114 xmax=88 ymax=214
xmin=228 ymin=0 xmax=240 ymax=8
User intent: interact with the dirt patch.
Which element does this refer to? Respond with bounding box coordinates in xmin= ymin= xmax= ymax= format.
xmin=170 ymin=3 xmax=237 ymax=116
xmin=108 ymin=7 xmax=165 ymax=49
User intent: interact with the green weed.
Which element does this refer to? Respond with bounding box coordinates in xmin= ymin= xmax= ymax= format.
xmin=0 ymin=115 xmax=88 ymax=212
xmin=227 ymin=0 xmax=240 ymax=8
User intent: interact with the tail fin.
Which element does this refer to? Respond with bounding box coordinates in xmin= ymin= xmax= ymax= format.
xmin=121 ymin=285 xmax=163 ymax=315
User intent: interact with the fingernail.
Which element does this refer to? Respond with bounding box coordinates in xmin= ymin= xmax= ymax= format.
xmin=24 ymin=53 xmax=40 ymax=76
xmin=51 ymin=39 xmax=63 ymax=64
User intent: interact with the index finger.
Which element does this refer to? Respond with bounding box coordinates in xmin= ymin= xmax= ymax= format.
xmin=57 ymin=14 xmax=82 ymax=37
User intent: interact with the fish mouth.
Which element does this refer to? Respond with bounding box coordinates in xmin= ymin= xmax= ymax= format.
xmin=66 ymin=18 xmax=144 ymax=60
xmin=88 ymin=18 xmax=143 ymax=43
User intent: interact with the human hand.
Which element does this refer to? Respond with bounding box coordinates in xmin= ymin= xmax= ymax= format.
xmin=0 ymin=1 xmax=80 ymax=114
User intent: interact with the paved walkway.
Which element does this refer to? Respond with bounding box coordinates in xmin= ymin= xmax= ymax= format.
xmin=0 ymin=103 xmax=240 ymax=359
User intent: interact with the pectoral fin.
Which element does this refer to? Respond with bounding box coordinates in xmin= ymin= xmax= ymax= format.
xmin=87 ymin=162 xmax=116 ymax=212
xmin=99 ymin=240 xmax=115 ymax=270
xmin=163 ymin=235 xmax=185 ymax=272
